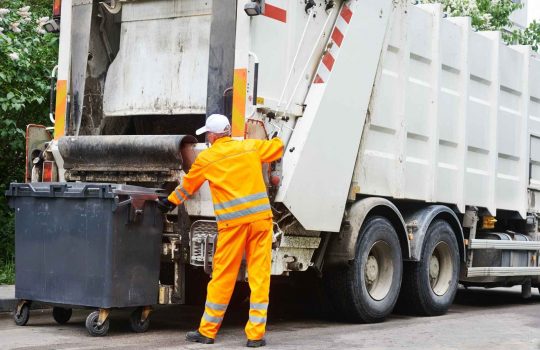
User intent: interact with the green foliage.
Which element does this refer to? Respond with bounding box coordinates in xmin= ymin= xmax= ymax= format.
xmin=420 ymin=0 xmax=540 ymax=51
xmin=0 ymin=0 xmax=58 ymax=284
xmin=510 ymin=20 xmax=540 ymax=51
xmin=421 ymin=0 xmax=521 ymax=31
xmin=0 ymin=258 xmax=14 ymax=285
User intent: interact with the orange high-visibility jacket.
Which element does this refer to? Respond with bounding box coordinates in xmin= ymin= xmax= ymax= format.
xmin=168 ymin=137 xmax=284 ymax=229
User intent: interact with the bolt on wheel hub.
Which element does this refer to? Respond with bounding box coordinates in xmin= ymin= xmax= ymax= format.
xmin=365 ymin=255 xmax=379 ymax=283
xmin=429 ymin=255 xmax=440 ymax=282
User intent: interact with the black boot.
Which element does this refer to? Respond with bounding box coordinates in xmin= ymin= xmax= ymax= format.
xmin=246 ymin=339 xmax=266 ymax=348
xmin=186 ymin=330 xmax=214 ymax=344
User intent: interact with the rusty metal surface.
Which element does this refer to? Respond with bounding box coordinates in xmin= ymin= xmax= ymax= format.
xmin=64 ymin=170 xmax=182 ymax=183
xmin=25 ymin=125 xmax=52 ymax=183
xmin=58 ymin=135 xmax=197 ymax=172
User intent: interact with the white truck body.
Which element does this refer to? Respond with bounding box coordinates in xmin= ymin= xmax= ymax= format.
xmin=262 ymin=1 xmax=540 ymax=233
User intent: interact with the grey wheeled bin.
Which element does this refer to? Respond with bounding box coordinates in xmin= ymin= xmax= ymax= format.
xmin=5 ymin=182 xmax=164 ymax=336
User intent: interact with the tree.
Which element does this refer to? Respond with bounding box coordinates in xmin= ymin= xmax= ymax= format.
xmin=420 ymin=0 xmax=540 ymax=51
xmin=0 ymin=0 xmax=58 ymax=284
xmin=510 ymin=20 xmax=540 ymax=51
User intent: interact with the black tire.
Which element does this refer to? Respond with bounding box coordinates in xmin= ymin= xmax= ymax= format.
xmin=52 ymin=307 xmax=72 ymax=324
xmin=396 ymin=220 xmax=459 ymax=316
xmin=325 ymin=216 xmax=403 ymax=323
xmin=85 ymin=311 xmax=110 ymax=337
xmin=129 ymin=307 xmax=150 ymax=333
xmin=13 ymin=303 xmax=30 ymax=326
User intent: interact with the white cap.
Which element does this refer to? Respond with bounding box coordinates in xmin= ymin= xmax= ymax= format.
xmin=196 ymin=114 xmax=231 ymax=135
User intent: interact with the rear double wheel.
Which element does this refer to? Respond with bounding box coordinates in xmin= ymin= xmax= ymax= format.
xmin=325 ymin=216 xmax=403 ymax=323
xmin=397 ymin=220 xmax=459 ymax=316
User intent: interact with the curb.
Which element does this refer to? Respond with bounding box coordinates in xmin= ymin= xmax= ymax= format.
xmin=0 ymin=285 xmax=15 ymax=313
xmin=0 ymin=298 xmax=17 ymax=313
xmin=0 ymin=286 xmax=48 ymax=313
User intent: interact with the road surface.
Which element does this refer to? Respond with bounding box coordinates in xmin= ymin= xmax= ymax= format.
xmin=1 ymin=286 xmax=540 ymax=349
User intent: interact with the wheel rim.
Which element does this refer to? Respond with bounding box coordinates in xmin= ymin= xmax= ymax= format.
xmin=364 ymin=240 xmax=394 ymax=301
xmin=429 ymin=242 xmax=453 ymax=296
xmin=92 ymin=317 xmax=106 ymax=332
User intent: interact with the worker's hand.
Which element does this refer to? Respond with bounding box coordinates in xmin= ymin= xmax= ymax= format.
xmin=156 ymin=197 xmax=176 ymax=213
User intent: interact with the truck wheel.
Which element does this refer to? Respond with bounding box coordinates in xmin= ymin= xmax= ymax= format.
xmin=52 ymin=307 xmax=72 ymax=324
xmin=13 ymin=303 xmax=30 ymax=326
xmin=325 ymin=216 xmax=402 ymax=323
xmin=397 ymin=220 xmax=459 ymax=316
xmin=85 ymin=311 xmax=110 ymax=337
xmin=129 ymin=307 xmax=150 ymax=333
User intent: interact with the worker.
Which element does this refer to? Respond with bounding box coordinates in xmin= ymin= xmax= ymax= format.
xmin=157 ymin=114 xmax=284 ymax=348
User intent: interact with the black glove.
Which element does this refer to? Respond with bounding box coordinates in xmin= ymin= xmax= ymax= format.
xmin=157 ymin=197 xmax=176 ymax=214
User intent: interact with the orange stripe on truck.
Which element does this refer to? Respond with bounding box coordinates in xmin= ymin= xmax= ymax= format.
xmin=232 ymin=68 xmax=247 ymax=138
xmin=54 ymin=79 xmax=67 ymax=140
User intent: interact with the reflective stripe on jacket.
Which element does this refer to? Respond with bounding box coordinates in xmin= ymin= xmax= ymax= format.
xmin=168 ymin=137 xmax=284 ymax=229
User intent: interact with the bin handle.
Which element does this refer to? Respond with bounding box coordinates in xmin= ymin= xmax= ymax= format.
xmin=50 ymin=184 xmax=68 ymax=196
xmin=9 ymin=183 xmax=35 ymax=196
xmin=81 ymin=184 xmax=111 ymax=198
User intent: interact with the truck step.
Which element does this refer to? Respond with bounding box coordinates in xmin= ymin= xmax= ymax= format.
xmin=469 ymin=239 xmax=540 ymax=251
xmin=467 ymin=267 xmax=540 ymax=277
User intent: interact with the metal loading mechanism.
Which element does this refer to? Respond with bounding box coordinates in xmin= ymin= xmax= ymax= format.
xmin=58 ymin=135 xmax=197 ymax=182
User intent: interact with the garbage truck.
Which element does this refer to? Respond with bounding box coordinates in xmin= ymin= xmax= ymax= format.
xmin=19 ymin=0 xmax=540 ymax=330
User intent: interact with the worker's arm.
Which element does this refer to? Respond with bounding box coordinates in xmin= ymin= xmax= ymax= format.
xmin=159 ymin=157 xmax=207 ymax=212
xmin=256 ymin=137 xmax=284 ymax=163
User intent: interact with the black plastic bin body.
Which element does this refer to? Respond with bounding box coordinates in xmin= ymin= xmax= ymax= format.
xmin=6 ymin=183 xmax=163 ymax=308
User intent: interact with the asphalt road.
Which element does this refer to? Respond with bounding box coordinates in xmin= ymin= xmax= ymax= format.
xmin=1 ymin=285 xmax=540 ymax=350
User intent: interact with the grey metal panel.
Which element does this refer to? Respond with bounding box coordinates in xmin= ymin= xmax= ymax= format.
xmin=206 ymin=0 xmax=237 ymax=118
xmin=103 ymin=0 xmax=212 ymax=117
xmin=70 ymin=2 xmax=93 ymax=135
xmin=467 ymin=267 xmax=540 ymax=277
xmin=121 ymin=0 xmax=212 ymax=22
xmin=470 ymin=239 xmax=540 ymax=250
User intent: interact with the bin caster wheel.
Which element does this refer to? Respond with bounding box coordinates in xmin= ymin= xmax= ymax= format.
xmin=85 ymin=310 xmax=110 ymax=337
xmin=53 ymin=307 xmax=72 ymax=324
xmin=129 ymin=307 xmax=151 ymax=333
xmin=13 ymin=302 xmax=30 ymax=326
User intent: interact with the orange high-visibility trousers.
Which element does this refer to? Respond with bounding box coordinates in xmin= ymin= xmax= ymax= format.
xmin=199 ymin=218 xmax=273 ymax=340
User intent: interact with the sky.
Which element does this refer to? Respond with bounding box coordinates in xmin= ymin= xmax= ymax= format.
xmin=530 ymin=0 xmax=540 ymax=24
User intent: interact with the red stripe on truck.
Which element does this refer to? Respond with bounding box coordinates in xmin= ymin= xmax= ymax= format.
xmin=264 ymin=3 xmax=287 ymax=23
xmin=331 ymin=27 xmax=344 ymax=47
xmin=314 ymin=74 xmax=324 ymax=84
xmin=340 ymin=4 xmax=352 ymax=23
xmin=322 ymin=53 xmax=335 ymax=71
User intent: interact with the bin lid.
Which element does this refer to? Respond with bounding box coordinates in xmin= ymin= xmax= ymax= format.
xmin=5 ymin=182 xmax=164 ymax=199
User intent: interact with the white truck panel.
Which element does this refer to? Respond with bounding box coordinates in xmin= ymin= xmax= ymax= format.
xmin=249 ymin=1 xmax=336 ymax=115
xmin=529 ymin=53 xmax=540 ymax=212
xmin=350 ymin=2 xmax=540 ymax=220
xmin=277 ymin=0 xmax=396 ymax=232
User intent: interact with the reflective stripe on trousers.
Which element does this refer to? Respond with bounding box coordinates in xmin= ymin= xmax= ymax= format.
xmin=248 ymin=302 xmax=268 ymax=333
xmin=198 ymin=218 xmax=273 ymax=340
xmin=200 ymin=301 xmax=228 ymax=329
